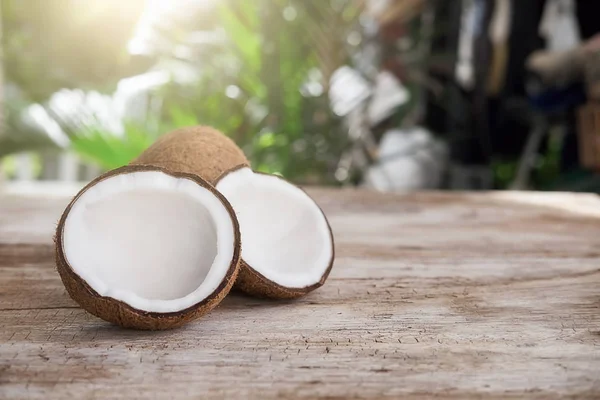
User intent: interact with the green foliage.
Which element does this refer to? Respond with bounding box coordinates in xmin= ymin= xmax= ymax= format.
xmin=1 ymin=0 xmax=360 ymax=184
xmin=2 ymin=0 xmax=148 ymax=101
xmin=69 ymin=123 xmax=156 ymax=170
xmin=0 ymin=102 xmax=59 ymax=158
xmin=152 ymin=0 xmax=358 ymax=182
xmin=1 ymin=153 xmax=42 ymax=179
xmin=0 ymin=0 xmax=150 ymax=163
xmin=0 ymin=130 xmax=57 ymax=159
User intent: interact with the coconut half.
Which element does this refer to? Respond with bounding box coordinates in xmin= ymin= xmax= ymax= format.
xmin=55 ymin=165 xmax=241 ymax=330
xmin=217 ymin=167 xmax=335 ymax=298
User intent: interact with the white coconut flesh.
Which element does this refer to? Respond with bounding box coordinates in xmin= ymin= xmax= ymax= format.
xmin=216 ymin=167 xmax=333 ymax=289
xmin=61 ymin=170 xmax=236 ymax=313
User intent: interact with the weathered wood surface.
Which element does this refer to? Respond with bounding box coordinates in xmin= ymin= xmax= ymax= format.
xmin=1 ymin=188 xmax=599 ymax=399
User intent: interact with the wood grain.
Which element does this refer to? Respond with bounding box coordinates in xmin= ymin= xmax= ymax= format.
xmin=1 ymin=189 xmax=599 ymax=399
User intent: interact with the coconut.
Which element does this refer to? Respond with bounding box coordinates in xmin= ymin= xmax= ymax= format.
xmin=55 ymin=165 xmax=241 ymax=330
xmin=133 ymin=126 xmax=250 ymax=185
xmin=133 ymin=126 xmax=335 ymax=299
xmin=217 ymin=167 xmax=335 ymax=298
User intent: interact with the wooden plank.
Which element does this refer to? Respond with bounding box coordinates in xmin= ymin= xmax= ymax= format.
xmin=0 ymin=189 xmax=599 ymax=399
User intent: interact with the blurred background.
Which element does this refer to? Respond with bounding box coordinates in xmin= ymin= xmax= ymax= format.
xmin=2 ymin=0 xmax=600 ymax=192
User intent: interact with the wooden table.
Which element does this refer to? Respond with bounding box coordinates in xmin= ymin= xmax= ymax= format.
xmin=1 ymin=188 xmax=599 ymax=399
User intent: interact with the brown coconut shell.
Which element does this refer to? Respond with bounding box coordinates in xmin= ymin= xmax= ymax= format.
xmin=55 ymin=165 xmax=241 ymax=330
xmin=134 ymin=126 xmax=334 ymax=299
xmin=131 ymin=126 xmax=250 ymax=185
xmin=234 ymin=255 xmax=334 ymax=299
